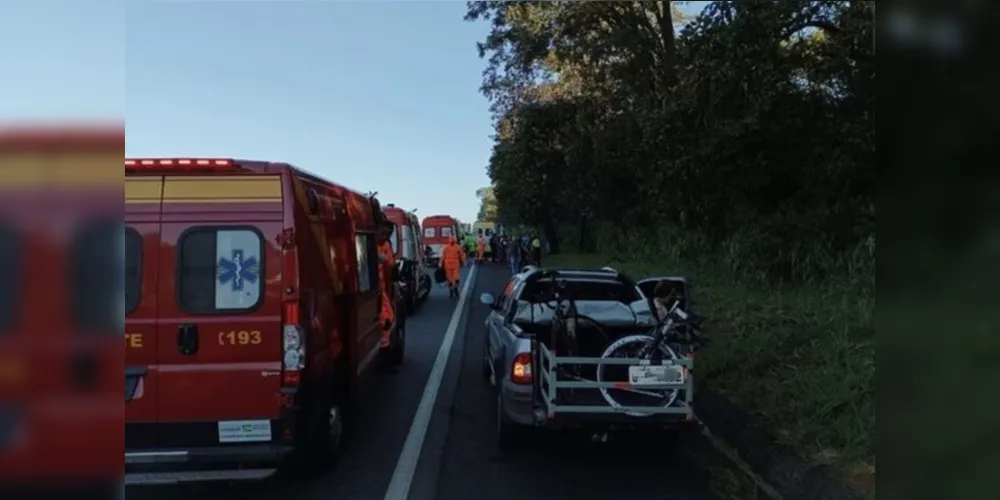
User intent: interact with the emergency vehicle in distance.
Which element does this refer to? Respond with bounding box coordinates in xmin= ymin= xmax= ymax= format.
xmin=472 ymin=220 xmax=496 ymax=238
xmin=383 ymin=204 xmax=431 ymax=313
xmin=420 ymin=214 xmax=459 ymax=267
xmin=124 ymin=157 xmax=406 ymax=485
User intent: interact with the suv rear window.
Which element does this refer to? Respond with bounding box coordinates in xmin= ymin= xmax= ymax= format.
xmin=71 ymin=220 xmax=121 ymax=333
xmin=523 ymin=279 xmax=638 ymax=304
xmin=0 ymin=223 xmax=18 ymax=333
xmin=124 ymin=228 xmax=141 ymax=315
xmin=178 ymin=228 xmax=263 ymax=313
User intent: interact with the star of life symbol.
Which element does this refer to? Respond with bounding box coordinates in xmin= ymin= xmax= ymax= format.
xmin=217 ymin=249 xmax=260 ymax=291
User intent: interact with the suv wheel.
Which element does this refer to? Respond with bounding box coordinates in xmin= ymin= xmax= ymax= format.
xmin=496 ymin=391 xmax=525 ymax=451
xmin=482 ymin=337 xmax=492 ymax=383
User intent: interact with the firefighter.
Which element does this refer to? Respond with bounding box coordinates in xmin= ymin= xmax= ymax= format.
xmin=376 ymin=217 xmax=396 ymax=349
xmin=439 ymin=236 xmax=466 ymax=297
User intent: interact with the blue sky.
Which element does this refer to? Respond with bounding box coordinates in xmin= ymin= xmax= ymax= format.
xmin=3 ymin=1 xmax=708 ymax=222
xmin=0 ymin=1 xmax=124 ymax=119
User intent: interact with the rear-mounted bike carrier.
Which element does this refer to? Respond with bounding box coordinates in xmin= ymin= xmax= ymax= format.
xmin=534 ymin=346 xmax=695 ymax=422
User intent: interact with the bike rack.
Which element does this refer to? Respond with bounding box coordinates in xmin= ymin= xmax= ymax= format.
xmin=535 ymin=346 xmax=695 ymax=420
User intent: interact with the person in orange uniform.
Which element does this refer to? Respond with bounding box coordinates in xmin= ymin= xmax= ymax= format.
xmin=439 ymin=236 xmax=466 ymax=297
xmin=475 ymin=234 xmax=486 ymax=263
xmin=376 ymin=218 xmax=396 ymax=349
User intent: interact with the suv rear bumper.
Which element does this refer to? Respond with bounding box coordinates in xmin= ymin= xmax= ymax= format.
xmin=124 ymin=444 xmax=293 ymax=485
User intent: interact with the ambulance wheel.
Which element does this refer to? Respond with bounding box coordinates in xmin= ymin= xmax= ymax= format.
xmin=284 ymin=372 xmax=345 ymax=477
xmin=405 ymin=285 xmax=417 ymax=314
xmin=390 ymin=319 xmax=406 ymax=366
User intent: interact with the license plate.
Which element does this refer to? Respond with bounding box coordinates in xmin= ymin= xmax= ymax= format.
xmin=218 ymin=420 xmax=272 ymax=443
xmin=628 ymin=365 xmax=685 ymax=386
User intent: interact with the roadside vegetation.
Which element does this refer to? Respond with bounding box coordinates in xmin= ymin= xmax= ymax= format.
xmin=465 ymin=1 xmax=874 ymax=494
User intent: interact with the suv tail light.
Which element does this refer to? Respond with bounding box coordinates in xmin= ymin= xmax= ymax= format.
xmin=282 ymin=303 xmax=305 ymax=387
xmin=510 ymin=352 xmax=532 ymax=385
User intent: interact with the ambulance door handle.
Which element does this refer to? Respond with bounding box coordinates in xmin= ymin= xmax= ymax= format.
xmin=177 ymin=324 xmax=199 ymax=355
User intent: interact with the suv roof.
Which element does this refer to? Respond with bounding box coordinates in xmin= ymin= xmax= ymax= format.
xmin=519 ymin=267 xmax=621 ymax=281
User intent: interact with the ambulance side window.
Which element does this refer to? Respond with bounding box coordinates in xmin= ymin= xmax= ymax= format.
xmin=388 ymin=225 xmax=399 ymax=255
xmin=355 ymin=233 xmax=377 ymax=293
xmin=71 ymin=219 xmax=120 ymax=333
xmin=177 ymin=227 xmax=264 ymax=313
xmin=0 ymin=223 xmax=18 ymax=333
xmin=403 ymin=224 xmax=416 ymax=256
xmin=124 ymin=227 xmax=142 ymax=315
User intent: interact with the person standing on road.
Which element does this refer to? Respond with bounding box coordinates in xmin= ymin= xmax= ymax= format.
xmin=376 ymin=217 xmax=397 ymax=348
xmin=489 ymin=233 xmax=499 ymax=263
xmin=497 ymin=235 xmax=507 ymax=264
xmin=531 ymin=234 xmax=542 ymax=266
xmin=506 ymin=236 xmax=522 ymax=274
xmin=475 ymin=234 xmax=486 ymax=263
xmin=520 ymin=234 xmax=532 ymax=265
xmin=439 ymin=236 xmax=466 ymax=297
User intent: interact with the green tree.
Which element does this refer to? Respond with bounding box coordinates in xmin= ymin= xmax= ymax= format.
xmin=466 ymin=0 xmax=873 ymax=279
xmin=475 ymin=186 xmax=500 ymax=222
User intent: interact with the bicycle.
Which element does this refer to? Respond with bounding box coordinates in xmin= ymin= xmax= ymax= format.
xmin=536 ymin=271 xmax=707 ymax=417
xmin=596 ymin=296 xmax=707 ymax=416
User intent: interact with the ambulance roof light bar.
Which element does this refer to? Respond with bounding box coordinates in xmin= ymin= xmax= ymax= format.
xmin=125 ymin=158 xmax=239 ymax=171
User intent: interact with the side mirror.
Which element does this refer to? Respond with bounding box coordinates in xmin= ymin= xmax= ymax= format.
xmin=480 ymin=293 xmax=496 ymax=307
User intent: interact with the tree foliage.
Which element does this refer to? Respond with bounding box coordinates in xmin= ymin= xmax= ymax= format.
xmin=467 ymin=0 xmax=874 ymax=283
xmin=475 ymin=186 xmax=499 ymax=222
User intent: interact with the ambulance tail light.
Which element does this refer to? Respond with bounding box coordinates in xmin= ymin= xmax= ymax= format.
xmin=125 ymin=158 xmax=242 ymax=172
xmin=282 ymin=303 xmax=305 ymax=387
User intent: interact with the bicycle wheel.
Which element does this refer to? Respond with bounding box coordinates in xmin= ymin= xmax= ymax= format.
xmin=595 ymin=335 xmax=681 ymax=417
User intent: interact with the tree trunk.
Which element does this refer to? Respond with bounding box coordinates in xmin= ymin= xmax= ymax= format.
xmin=578 ymin=216 xmax=595 ymax=253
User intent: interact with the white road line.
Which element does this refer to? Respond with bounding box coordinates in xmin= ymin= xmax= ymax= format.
xmin=383 ymin=263 xmax=479 ymax=500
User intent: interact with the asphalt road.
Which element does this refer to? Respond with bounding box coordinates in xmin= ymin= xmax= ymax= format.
xmin=129 ymin=263 xmax=743 ymax=500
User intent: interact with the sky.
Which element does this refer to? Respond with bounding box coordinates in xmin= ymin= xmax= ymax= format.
xmin=2 ymin=0 xmax=709 ymax=223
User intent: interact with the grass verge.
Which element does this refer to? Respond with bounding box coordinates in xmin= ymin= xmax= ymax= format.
xmin=546 ymin=252 xmax=875 ymax=497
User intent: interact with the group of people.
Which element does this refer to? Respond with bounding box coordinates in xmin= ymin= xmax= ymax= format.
xmin=473 ymin=232 xmax=542 ymax=274
xmin=432 ymin=231 xmax=545 ymax=300
xmin=505 ymin=233 xmax=543 ymax=273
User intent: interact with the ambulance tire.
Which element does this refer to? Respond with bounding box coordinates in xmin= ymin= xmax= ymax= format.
xmin=283 ymin=371 xmax=345 ymax=477
xmin=389 ymin=316 xmax=406 ymax=366
xmin=405 ymin=280 xmax=417 ymax=314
